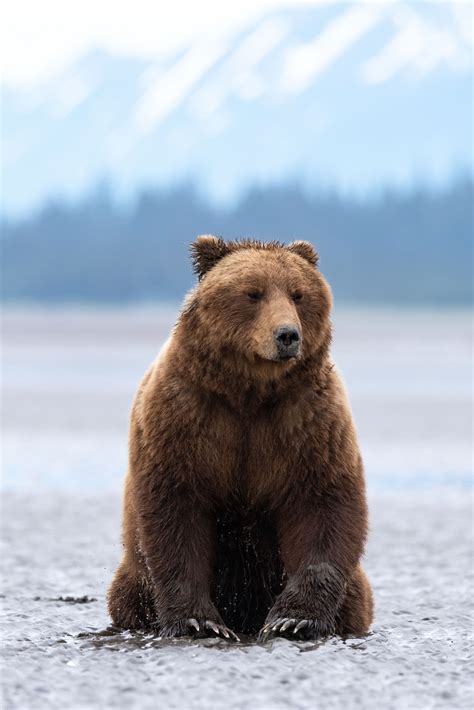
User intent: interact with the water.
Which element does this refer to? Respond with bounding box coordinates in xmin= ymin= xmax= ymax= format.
xmin=1 ymin=307 xmax=472 ymax=709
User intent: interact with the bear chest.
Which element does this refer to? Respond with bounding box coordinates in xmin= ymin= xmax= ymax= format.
xmin=197 ymin=397 xmax=317 ymax=506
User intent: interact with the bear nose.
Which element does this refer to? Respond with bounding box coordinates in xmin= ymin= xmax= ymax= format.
xmin=274 ymin=325 xmax=301 ymax=358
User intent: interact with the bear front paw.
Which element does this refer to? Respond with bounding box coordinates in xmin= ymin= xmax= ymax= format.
xmin=259 ymin=616 xmax=335 ymax=642
xmin=158 ymin=617 xmax=239 ymax=641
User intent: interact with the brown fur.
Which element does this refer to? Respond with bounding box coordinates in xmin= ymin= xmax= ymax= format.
xmin=108 ymin=236 xmax=373 ymax=640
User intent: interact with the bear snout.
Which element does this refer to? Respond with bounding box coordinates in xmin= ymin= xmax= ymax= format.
xmin=274 ymin=325 xmax=301 ymax=359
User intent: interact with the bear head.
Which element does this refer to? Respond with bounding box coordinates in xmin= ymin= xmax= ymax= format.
xmin=186 ymin=235 xmax=333 ymax=380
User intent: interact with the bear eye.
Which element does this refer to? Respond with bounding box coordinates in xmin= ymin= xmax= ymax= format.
xmin=292 ymin=291 xmax=303 ymax=303
xmin=247 ymin=290 xmax=263 ymax=302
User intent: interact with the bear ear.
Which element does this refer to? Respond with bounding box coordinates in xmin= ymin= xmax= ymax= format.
xmin=191 ymin=235 xmax=231 ymax=279
xmin=286 ymin=240 xmax=319 ymax=267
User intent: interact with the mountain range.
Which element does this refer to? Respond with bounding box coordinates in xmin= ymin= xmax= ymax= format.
xmin=2 ymin=1 xmax=472 ymax=217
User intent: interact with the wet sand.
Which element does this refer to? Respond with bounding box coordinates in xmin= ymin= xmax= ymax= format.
xmin=2 ymin=490 xmax=472 ymax=710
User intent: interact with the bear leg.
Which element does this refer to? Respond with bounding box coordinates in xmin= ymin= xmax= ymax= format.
xmin=335 ymin=565 xmax=373 ymax=636
xmin=107 ymin=561 xmax=156 ymax=630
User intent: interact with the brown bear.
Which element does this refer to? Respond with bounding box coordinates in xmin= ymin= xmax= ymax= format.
xmin=108 ymin=236 xmax=373 ymax=641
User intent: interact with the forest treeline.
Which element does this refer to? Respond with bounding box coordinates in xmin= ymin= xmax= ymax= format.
xmin=1 ymin=176 xmax=472 ymax=305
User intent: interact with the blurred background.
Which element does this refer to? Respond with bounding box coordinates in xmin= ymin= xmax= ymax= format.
xmin=1 ymin=0 xmax=472 ymax=487
xmin=1 ymin=2 xmax=473 ymax=709
xmin=1 ymin=0 xmax=473 ymax=304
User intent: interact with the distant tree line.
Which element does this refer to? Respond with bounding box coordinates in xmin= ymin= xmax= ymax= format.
xmin=1 ymin=176 xmax=472 ymax=305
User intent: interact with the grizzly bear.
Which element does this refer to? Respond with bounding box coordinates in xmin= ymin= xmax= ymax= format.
xmin=108 ymin=236 xmax=373 ymax=641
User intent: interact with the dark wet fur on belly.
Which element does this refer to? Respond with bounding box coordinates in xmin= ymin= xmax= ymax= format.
xmin=213 ymin=509 xmax=285 ymax=635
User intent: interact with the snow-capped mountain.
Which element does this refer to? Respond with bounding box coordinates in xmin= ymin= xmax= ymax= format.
xmin=2 ymin=1 xmax=472 ymax=217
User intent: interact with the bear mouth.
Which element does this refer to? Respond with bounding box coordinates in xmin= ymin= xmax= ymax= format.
xmin=275 ymin=354 xmax=297 ymax=362
xmin=255 ymin=352 xmax=299 ymax=364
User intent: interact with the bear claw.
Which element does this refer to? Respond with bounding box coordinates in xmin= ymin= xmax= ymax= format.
xmin=187 ymin=618 xmax=200 ymax=632
xmin=259 ymin=617 xmax=332 ymax=641
xmin=160 ymin=618 xmax=238 ymax=641
xmin=294 ymin=620 xmax=309 ymax=633
xmin=271 ymin=618 xmax=295 ymax=633
xmin=182 ymin=618 xmax=239 ymax=641
xmin=203 ymin=620 xmax=239 ymax=641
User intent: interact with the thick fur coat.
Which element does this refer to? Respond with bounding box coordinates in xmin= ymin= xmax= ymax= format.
xmin=108 ymin=236 xmax=373 ymax=641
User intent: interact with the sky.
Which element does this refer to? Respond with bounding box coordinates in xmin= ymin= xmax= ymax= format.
xmin=2 ymin=0 xmax=471 ymax=89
